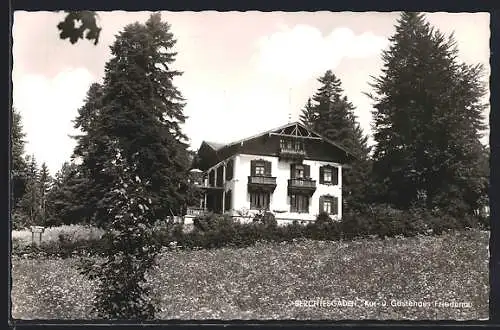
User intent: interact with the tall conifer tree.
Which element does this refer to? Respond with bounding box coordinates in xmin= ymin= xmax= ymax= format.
xmin=11 ymin=108 xmax=28 ymax=212
xmin=300 ymin=70 xmax=372 ymax=209
xmin=73 ymin=13 xmax=191 ymax=318
xmin=73 ymin=13 xmax=191 ymax=227
xmin=368 ymin=12 xmax=488 ymax=215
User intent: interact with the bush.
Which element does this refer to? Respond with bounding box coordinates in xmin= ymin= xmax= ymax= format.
xmin=253 ymin=211 xmax=278 ymax=229
xmin=341 ymin=208 xmax=375 ymax=239
xmin=306 ymin=213 xmax=341 ymax=241
xmin=12 ymin=205 xmax=485 ymax=257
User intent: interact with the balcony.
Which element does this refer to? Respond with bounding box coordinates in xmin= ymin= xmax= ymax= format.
xmin=288 ymin=178 xmax=316 ymax=195
xmin=279 ymin=146 xmax=307 ymax=160
xmin=248 ymin=175 xmax=277 ymax=192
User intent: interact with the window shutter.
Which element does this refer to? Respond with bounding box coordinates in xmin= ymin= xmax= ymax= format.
xmin=290 ymin=164 xmax=296 ymax=178
xmin=304 ymin=165 xmax=310 ymax=178
xmin=319 ymin=196 xmax=324 ymax=213
xmin=250 ymin=160 xmax=257 ymax=176
xmin=332 ymin=167 xmax=339 ymax=185
xmin=265 ymin=161 xmax=272 ymax=176
xmin=331 ymin=196 xmax=338 ymax=215
xmin=319 ymin=166 xmax=324 ymax=184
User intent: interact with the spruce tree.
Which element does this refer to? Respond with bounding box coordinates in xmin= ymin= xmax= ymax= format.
xmin=71 ymin=82 xmax=106 ymax=225
xmin=73 ymin=13 xmax=190 ymax=319
xmin=368 ymin=12 xmax=488 ymax=215
xmin=15 ymin=155 xmax=41 ymax=227
xmin=11 ymin=108 xmax=28 ymax=212
xmin=45 ymin=162 xmax=89 ymax=226
xmin=74 ymin=13 xmax=191 ymax=227
xmin=299 ymin=98 xmax=317 ymax=130
xmin=300 ymin=70 xmax=372 ymax=210
xmin=37 ymin=163 xmax=52 ymax=225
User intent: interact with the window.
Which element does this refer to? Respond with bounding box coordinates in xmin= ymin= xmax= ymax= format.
xmin=323 ymin=168 xmax=332 ymax=183
xmin=291 ymin=164 xmax=310 ymax=179
xmin=323 ymin=200 xmax=332 ymax=214
xmin=290 ymin=194 xmax=309 ymax=213
xmin=250 ymin=192 xmax=270 ymax=210
xmin=251 ymin=159 xmax=271 ymax=177
xmin=320 ymin=195 xmax=338 ymax=215
xmin=320 ymin=166 xmax=338 ymax=185
xmin=295 ymin=165 xmax=304 ymax=178
xmin=255 ymin=165 xmax=265 ymax=176
xmin=225 ymin=190 xmax=232 ymax=211
xmin=280 ymin=138 xmax=304 ymax=151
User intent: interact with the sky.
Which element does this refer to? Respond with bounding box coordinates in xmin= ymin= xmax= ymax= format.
xmin=12 ymin=11 xmax=490 ymax=175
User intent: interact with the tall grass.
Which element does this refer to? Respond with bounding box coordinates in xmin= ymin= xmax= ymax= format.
xmin=11 ymin=229 xmax=489 ymax=320
xmin=11 ymin=224 xmax=105 ymax=247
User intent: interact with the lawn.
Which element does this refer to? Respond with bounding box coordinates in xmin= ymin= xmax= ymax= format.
xmin=11 ymin=229 xmax=489 ymax=320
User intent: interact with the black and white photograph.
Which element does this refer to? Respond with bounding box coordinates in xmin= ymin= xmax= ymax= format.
xmin=10 ymin=10 xmax=490 ymax=321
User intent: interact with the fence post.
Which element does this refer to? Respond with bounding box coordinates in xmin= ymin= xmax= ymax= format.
xmin=30 ymin=226 xmax=45 ymax=246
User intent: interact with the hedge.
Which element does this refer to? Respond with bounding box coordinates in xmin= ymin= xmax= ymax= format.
xmin=12 ymin=205 xmax=489 ymax=258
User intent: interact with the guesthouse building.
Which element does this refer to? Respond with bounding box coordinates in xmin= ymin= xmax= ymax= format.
xmin=186 ymin=122 xmax=356 ymax=224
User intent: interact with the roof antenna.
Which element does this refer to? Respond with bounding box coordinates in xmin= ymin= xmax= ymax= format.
xmin=288 ymin=87 xmax=292 ymax=123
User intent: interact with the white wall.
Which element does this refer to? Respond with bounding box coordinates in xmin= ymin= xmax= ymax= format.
xmin=231 ymin=153 xmax=343 ymax=221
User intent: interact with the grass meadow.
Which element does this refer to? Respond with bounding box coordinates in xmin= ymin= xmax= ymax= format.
xmin=11 ymin=228 xmax=489 ymax=320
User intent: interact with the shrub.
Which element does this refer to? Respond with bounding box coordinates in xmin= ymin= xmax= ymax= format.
xmin=253 ymin=211 xmax=278 ymax=229
xmin=307 ymin=213 xmax=341 ymax=241
xmin=278 ymin=220 xmax=306 ymax=242
xmin=341 ymin=208 xmax=375 ymax=239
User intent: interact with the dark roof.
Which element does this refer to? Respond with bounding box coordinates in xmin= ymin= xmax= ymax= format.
xmin=204 ymin=141 xmax=225 ymax=150
xmin=220 ymin=122 xmax=355 ymax=157
xmin=198 ymin=122 xmax=357 ymax=168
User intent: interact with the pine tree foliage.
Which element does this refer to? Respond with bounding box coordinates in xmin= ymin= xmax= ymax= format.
xmin=299 ymin=98 xmax=317 ymax=130
xmin=303 ymin=70 xmax=370 ymax=159
xmin=367 ymin=12 xmax=488 ymax=214
xmin=300 ymin=70 xmax=372 ymax=209
xmin=44 ymin=162 xmax=87 ymax=226
xmin=11 ymin=108 xmax=28 ymax=212
xmin=71 ymin=13 xmax=190 ymax=319
xmin=37 ymin=162 xmax=52 ymax=225
xmin=14 ymin=155 xmax=41 ymax=228
xmin=73 ymin=13 xmax=191 ymax=227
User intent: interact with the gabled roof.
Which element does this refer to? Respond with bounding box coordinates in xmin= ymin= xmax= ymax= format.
xmin=204 ymin=141 xmax=225 ymax=151
xmin=197 ymin=122 xmax=357 ymax=170
xmin=219 ymin=121 xmax=356 ymax=159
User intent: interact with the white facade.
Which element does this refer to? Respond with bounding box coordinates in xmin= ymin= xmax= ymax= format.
xmin=218 ymin=153 xmax=343 ymax=222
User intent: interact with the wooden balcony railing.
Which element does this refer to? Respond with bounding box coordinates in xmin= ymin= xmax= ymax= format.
xmin=248 ymin=176 xmax=277 ymax=185
xmin=279 ymin=147 xmax=307 ymax=159
xmin=247 ymin=176 xmax=277 ymax=192
xmin=288 ymin=178 xmax=316 ymax=195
